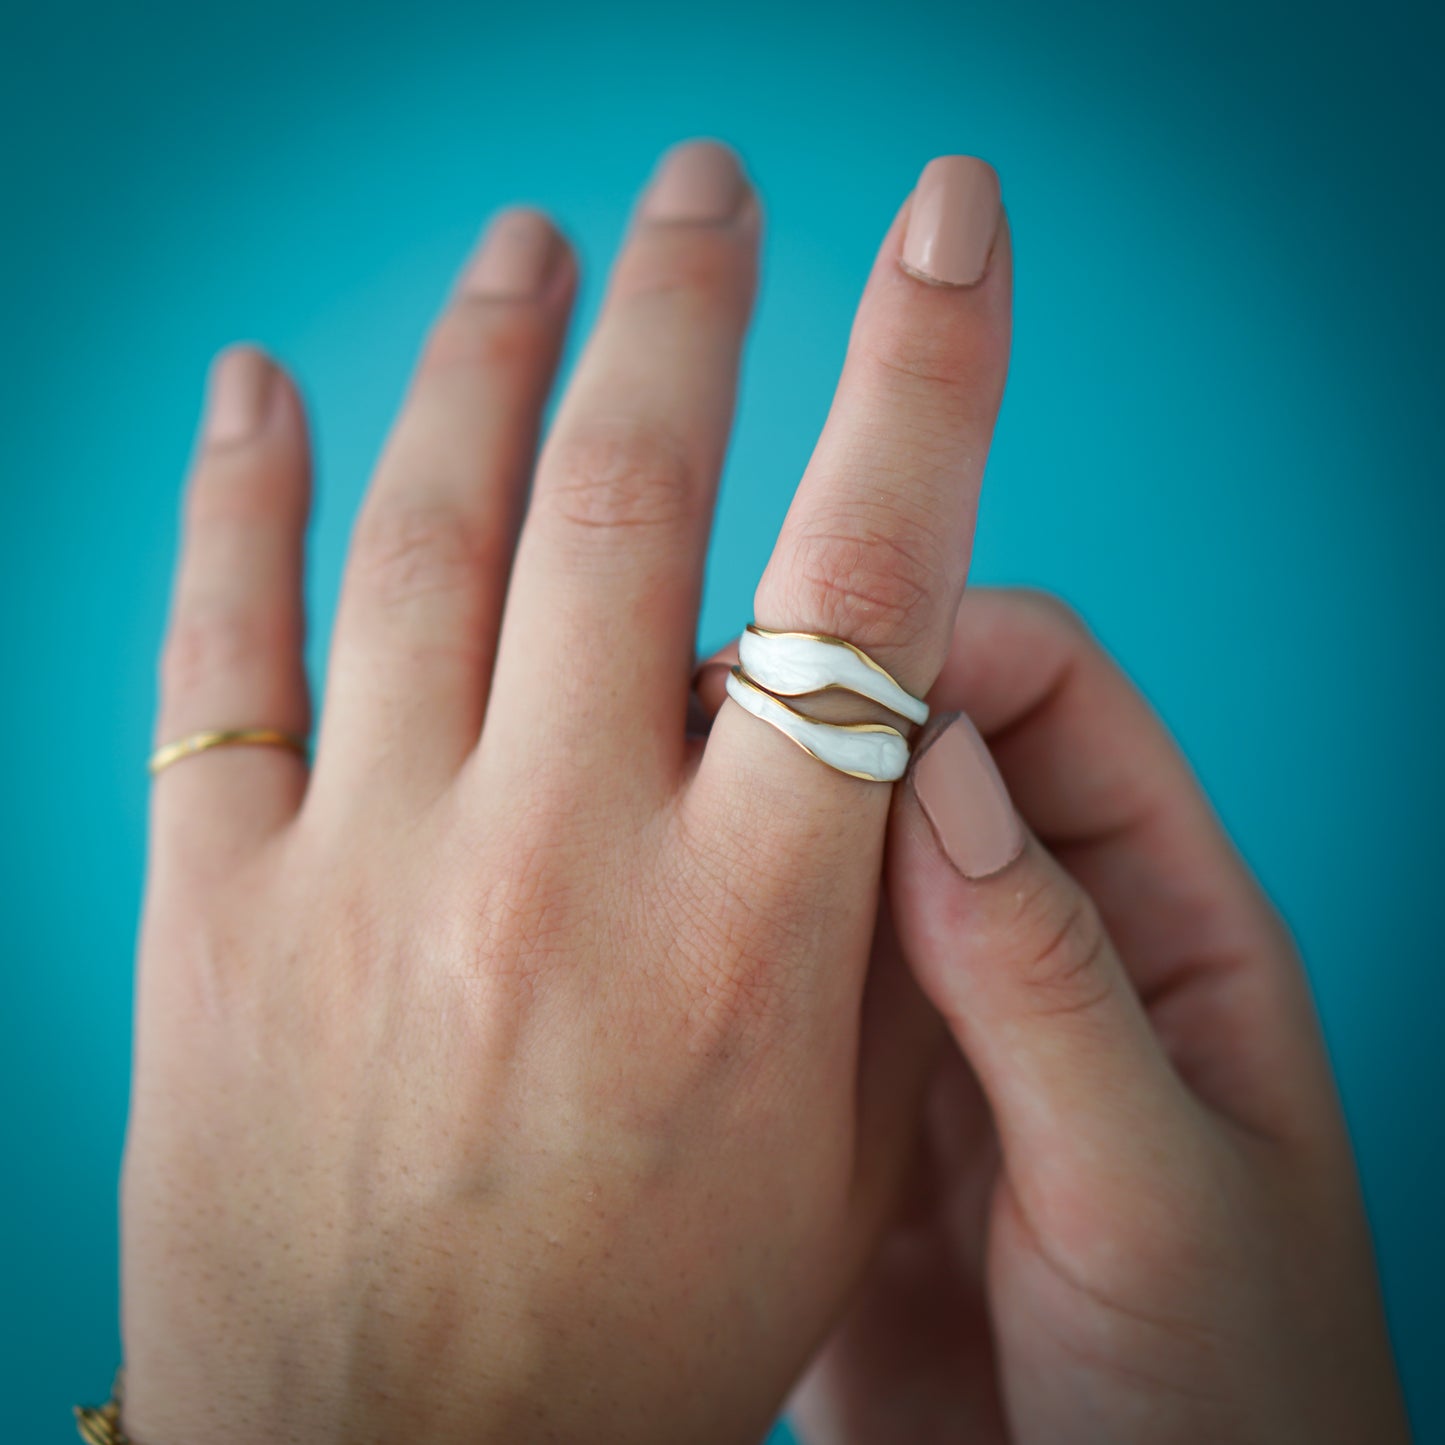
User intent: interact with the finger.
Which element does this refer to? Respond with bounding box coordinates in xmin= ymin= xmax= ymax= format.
xmin=693 ymin=156 xmax=1011 ymax=887
xmin=688 ymin=640 xmax=738 ymax=736
xmin=152 ymin=346 xmax=311 ymax=863
xmin=479 ymin=141 xmax=760 ymax=798
xmin=888 ymin=713 xmax=1199 ymax=1213
xmin=704 ymin=590 xmax=1340 ymax=1141
xmin=311 ymin=210 xmax=575 ymax=812
xmin=693 ymin=636 xmax=952 ymax=1225
xmin=928 ymin=588 xmax=1334 ymax=1141
xmin=790 ymin=1050 xmax=1008 ymax=1445
xmin=850 ymin=898 xmax=948 ymax=1224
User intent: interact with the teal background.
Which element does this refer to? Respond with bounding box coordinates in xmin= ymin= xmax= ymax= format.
xmin=2 ymin=0 xmax=1442 ymax=1438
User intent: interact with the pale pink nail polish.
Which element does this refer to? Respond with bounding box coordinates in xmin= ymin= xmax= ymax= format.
xmin=642 ymin=140 xmax=746 ymax=224
xmin=205 ymin=347 xmax=274 ymax=447
xmin=463 ymin=209 xmax=560 ymax=298
xmin=912 ymin=714 xmax=1024 ymax=879
xmin=900 ymin=156 xmax=1002 ymax=287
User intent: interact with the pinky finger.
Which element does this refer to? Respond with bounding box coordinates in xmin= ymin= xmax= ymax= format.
xmin=151 ymin=346 xmax=311 ymax=866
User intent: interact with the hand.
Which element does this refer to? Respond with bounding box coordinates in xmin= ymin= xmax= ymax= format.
xmin=787 ymin=589 xmax=1410 ymax=1442
xmin=121 ymin=144 xmax=1012 ymax=1442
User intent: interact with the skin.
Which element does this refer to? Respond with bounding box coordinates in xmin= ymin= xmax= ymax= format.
xmin=119 ymin=142 xmax=1408 ymax=1442
xmin=781 ymin=591 xmax=1412 ymax=1443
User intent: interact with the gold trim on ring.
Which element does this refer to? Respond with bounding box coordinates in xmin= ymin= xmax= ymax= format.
xmin=745 ymin=623 xmax=913 ymax=690
xmin=726 ymin=666 xmax=910 ymax=782
xmin=147 ymin=728 xmax=309 ymax=776
xmin=741 ymin=623 xmax=930 ymax=726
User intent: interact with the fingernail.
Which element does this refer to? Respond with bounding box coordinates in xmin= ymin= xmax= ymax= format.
xmin=912 ymin=713 xmax=1024 ymax=879
xmin=900 ymin=156 xmax=1002 ymax=287
xmin=642 ymin=140 xmax=746 ymax=224
xmin=204 ymin=346 xmax=275 ymax=447
xmin=463 ymin=208 xmax=561 ymax=299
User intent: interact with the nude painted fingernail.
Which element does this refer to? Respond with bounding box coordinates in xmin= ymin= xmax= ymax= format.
xmin=642 ymin=140 xmax=746 ymax=223
xmin=205 ymin=346 xmax=275 ymax=447
xmin=463 ymin=209 xmax=561 ymax=298
xmin=912 ymin=713 xmax=1025 ymax=879
xmin=900 ymin=156 xmax=1002 ymax=287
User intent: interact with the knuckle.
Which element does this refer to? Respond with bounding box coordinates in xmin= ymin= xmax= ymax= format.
xmin=161 ymin=605 xmax=294 ymax=699
xmin=1017 ymin=588 xmax=1092 ymax=644
xmin=540 ymin=422 xmax=698 ymax=537
xmin=861 ymin=312 xmax=995 ymax=404
xmin=185 ymin=457 xmax=300 ymax=530
xmin=610 ymin=229 xmax=753 ymax=314
xmin=348 ymin=500 xmax=501 ymax=611
xmin=1004 ymin=875 xmax=1117 ymax=1022
xmin=775 ymin=512 xmax=940 ymax=652
xmin=661 ymin=818 xmax=821 ymax=1045
xmin=418 ymin=299 xmax=547 ymax=380
xmin=679 ymin=946 xmax=798 ymax=1052
xmin=665 ymin=871 xmax=804 ymax=1048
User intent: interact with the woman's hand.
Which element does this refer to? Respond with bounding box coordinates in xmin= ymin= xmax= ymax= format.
xmin=121 ymin=145 xmax=1012 ymax=1442
xmin=785 ymin=589 xmax=1411 ymax=1443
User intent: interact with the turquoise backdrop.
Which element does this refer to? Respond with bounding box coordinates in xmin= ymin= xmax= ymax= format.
xmin=3 ymin=0 xmax=1442 ymax=1438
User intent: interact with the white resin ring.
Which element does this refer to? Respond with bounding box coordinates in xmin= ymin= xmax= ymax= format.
xmin=738 ymin=625 xmax=930 ymax=727
xmin=725 ymin=668 xmax=911 ymax=782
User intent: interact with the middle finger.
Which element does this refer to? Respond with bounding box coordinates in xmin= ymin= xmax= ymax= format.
xmin=477 ymin=141 xmax=761 ymax=802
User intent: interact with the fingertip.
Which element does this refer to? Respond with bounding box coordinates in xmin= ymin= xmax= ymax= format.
xmin=897 ymin=154 xmax=1004 ymax=290
xmin=188 ymin=347 xmax=311 ymax=536
xmin=640 ymin=138 xmax=753 ymax=227
xmin=461 ymin=206 xmax=574 ymax=303
xmin=202 ymin=343 xmax=278 ymax=450
xmin=885 ymin=711 xmax=1027 ymax=998
xmin=906 ymin=711 xmax=1025 ymax=883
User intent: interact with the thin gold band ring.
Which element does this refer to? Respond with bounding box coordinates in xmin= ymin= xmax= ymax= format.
xmin=147 ymin=728 xmax=309 ymax=776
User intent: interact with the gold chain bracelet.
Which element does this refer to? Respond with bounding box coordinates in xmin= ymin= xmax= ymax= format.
xmin=74 ymin=1371 xmax=130 ymax=1444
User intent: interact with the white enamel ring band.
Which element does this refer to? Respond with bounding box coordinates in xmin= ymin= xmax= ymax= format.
xmin=724 ymin=668 xmax=912 ymax=782
xmin=738 ymin=625 xmax=930 ymax=727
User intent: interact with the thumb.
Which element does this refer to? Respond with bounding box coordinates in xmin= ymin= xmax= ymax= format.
xmin=888 ymin=712 xmax=1194 ymax=1194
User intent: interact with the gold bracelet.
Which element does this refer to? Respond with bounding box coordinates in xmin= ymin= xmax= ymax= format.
xmin=74 ymin=1371 xmax=131 ymax=1444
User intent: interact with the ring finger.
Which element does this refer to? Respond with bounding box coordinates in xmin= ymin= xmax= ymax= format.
xmin=309 ymin=209 xmax=576 ymax=815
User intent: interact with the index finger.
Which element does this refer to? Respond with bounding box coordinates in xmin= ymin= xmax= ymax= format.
xmin=935 ymin=587 xmax=1336 ymax=1143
